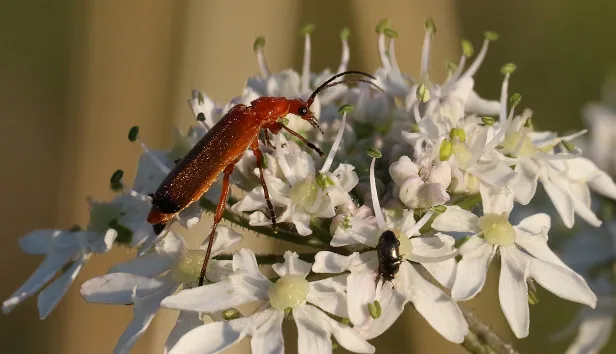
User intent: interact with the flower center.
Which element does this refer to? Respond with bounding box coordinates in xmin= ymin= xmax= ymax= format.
xmin=478 ymin=213 xmax=516 ymax=246
xmin=268 ymin=274 xmax=310 ymax=311
xmin=501 ymin=132 xmax=536 ymax=158
xmin=289 ymin=178 xmax=319 ymax=208
xmin=171 ymin=250 xmax=205 ymax=284
xmin=453 ymin=142 xmax=473 ymax=169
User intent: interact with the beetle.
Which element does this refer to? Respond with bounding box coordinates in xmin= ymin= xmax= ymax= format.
xmin=146 ymin=70 xmax=378 ymax=286
xmin=376 ymin=230 xmax=402 ymax=281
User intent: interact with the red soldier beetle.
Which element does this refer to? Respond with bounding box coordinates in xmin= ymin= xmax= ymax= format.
xmin=146 ymin=70 xmax=379 ymax=286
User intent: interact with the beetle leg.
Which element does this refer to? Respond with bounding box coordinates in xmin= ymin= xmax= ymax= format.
xmin=278 ymin=123 xmax=324 ymax=156
xmin=198 ymin=162 xmax=235 ymax=286
xmin=251 ymin=140 xmax=277 ymax=231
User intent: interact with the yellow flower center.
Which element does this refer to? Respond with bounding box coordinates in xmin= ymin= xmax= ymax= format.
xmin=478 ymin=213 xmax=516 ymax=246
xmin=171 ymin=250 xmax=205 ymax=284
xmin=268 ymin=274 xmax=310 ymax=310
xmin=502 ymin=132 xmax=536 ymax=158
xmin=289 ymin=178 xmax=319 ymax=208
xmin=453 ymin=142 xmax=473 ymax=169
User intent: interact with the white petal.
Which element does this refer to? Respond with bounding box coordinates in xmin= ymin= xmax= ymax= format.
xmin=498 ymin=247 xmax=530 ymax=338
xmin=272 ymin=251 xmax=312 ymax=278
xmin=80 ymin=273 xmax=167 ymax=304
xmin=111 ymin=233 xmax=184 ymax=277
xmin=431 ymin=205 xmax=479 ymax=233
xmin=451 ymin=237 xmax=495 ymax=300
xmin=161 ymin=275 xmax=267 ymax=313
xmin=466 ymin=158 xmax=516 ymax=188
xmin=19 ymin=229 xmax=71 ymax=255
xmin=114 ymin=282 xmax=176 ymax=354
xmin=331 ymin=163 xmax=360 ymax=192
xmin=292 ymin=211 xmax=313 ymax=236
xmin=406 ymin=263 xmax=469 ymax=343
xmin=480 ymin=183 xmax=514 ymax=215
xmin=312 ymin=251 xmax=379 ymax=273
xmin=202 ymin=226 xmax=243 ymax=255
xmin=307 ymin=277 xmax=348 ymax=318
xmin=298 ymin=304 xmax=375 ymax=354
xmin=250 ymin=308 xmax=284 ymax=354
xmin=566 ymin=312 xmax=614 ymax=354
xmin=294 ymin=306 xmax=332 ymax=354
xmin=511 ymin=163 xmax=539 ymax=204
xmin=205 ymin=260 xmax=233 ymax=283
xmin=165 ymin=311 xmax=203 ymax=354
xmin=168 ymin=316 xmax=253 ymax=354
xmin=2 ymin=247 xmax=76 ymax=313
xmin=353 ymin=280 xmax=407 ymax=340
xmin=588 ymin=169 xmax=616 ymax=200
xmin=38 ymin=256 xmax=86 ymax=319
xmin=232 ymin=248 xmax=261 ymax=275
xmin=347 ymin=271 xmax=377 ymax=327
xmin=543 ymin=177 xmax=575 ymax=228
xmin=389 ymin=156 xmax=419 ymax=186
xmin=528 ymin=256 xmax=596 ymax=308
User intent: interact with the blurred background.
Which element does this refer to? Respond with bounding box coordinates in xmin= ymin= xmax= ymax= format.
xmin=1 ymin=0 xmax=615 ymax=353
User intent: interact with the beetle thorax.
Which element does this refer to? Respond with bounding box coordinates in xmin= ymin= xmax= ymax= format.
xmin=251 ymin=97 xmax=291 ymax=124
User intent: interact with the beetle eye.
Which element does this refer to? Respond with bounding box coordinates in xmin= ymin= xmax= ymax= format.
xmin=298 ymin=107 xmax=308 ymax=116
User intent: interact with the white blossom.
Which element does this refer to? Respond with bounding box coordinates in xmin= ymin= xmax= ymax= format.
xmin=161 ymin=249 xmax=374 ymax=354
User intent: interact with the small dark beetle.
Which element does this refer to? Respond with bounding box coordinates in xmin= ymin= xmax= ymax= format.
xmin=376 ymin=230 xmax=402 ymax=281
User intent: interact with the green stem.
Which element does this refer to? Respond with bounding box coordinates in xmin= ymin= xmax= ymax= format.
xmin=199 ymin=198 xmax=329 ymax=249
xmin=455 ymin=193 xmax=482 ymax=211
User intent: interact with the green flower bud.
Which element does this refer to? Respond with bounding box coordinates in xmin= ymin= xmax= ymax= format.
xmin=301 ymin=23 xmax=315 ymax=35
xmin=424 ymin=18 xmax=437 ymax=34
xmin=481 ymin=116 xmax=495 ymax=126
xmin=340 ymin=27 xmax=351 ymax=40
xmin=484 ymin=31 xmax=499 ymax=41
xmin=449 ymin=128 xmax=467 ymax=143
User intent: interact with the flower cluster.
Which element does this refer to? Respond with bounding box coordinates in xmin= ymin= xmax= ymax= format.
xmin=3 ymin=19 xmax=614 ymax=354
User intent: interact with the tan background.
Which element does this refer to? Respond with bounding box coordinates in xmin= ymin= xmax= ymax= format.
xmin=0 ymin=0 xmax=614 ymax=353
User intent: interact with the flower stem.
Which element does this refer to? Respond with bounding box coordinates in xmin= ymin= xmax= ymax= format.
xmin=214 ymin=252 xmax=318 ymax=264
xmin=199 ymin=198 xmax=329 ymax=249
xmin=460 ymin=306 xmax=520 ymax=354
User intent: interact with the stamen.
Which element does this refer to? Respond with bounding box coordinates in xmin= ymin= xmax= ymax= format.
xmin=189 ymin=90 xmax=212 ymax=131
xmin=461 ymin=38 xmax=490 ymax=79
xmin=137 ymin=137 xmax=171 ymax=175
xmin=499 ymin=73 xmax=511 ymax=122
xmin=443 ymin=54 xmax=467 ymax=88
xmin=301 ymin=24 xmax=315 ymax=93
xmin=337 ymin=28 xmax=350 ymax=74
xmin=320 ymin=110 xmax=347 ymax=173
xmin=376 ymin=19 xmax=391 ymax=71
xmin=253 ymin=36 xmax=270 ymax=78
xmin=387 ymin=30 xmax=402 ymax=79
xmin=369 ymin=155 xmax=386 ymax=230
xmin=420 ymin=18 xmax=437 ymax=80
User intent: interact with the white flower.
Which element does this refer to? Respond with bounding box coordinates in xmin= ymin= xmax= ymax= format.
xmin=432 ymin=185 xmax=597 ymax=338
xmin=389 ymin=155 xmax=451 ymax=208
xmin=161 ymin=249 xmax=374 ymax=354
xmin=503 ymin=113 xmax=616 ymax=227
xmin=234 ymin=121 xmax=357 ymax=236
xmin=312 ymin=155 xmax=466 ymax=342
xmin=2 ymin=228 xmax=115 ymax=319
xmin=375 ymin=22 xmax=499 ymax=117
xmin=80 ymin=227 xmax=241 ymax=354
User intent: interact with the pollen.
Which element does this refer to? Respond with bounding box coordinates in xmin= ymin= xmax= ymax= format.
xmin=268 ymin=274 xmax=310 ymax=311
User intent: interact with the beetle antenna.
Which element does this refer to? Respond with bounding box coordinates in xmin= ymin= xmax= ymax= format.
xmin=306 ymin=70 xmax=380 ymax=107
